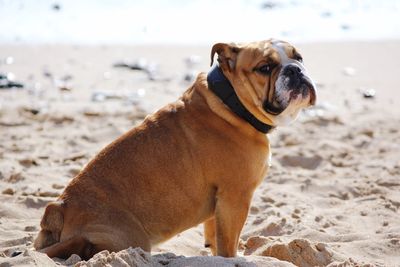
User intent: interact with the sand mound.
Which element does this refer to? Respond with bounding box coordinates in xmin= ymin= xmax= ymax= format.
xmin=244 ymin=237 xmax=333 ymax=267
xmin=71 ymin=247 xmax=295 ymax=267
xmin=0 ymin=248 xmax=295 ymax=267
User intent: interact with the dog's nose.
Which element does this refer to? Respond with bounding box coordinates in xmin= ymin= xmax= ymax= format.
xmin=284 ymin=64 xmax=302 ymax=77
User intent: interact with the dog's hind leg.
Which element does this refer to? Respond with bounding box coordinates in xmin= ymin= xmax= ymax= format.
xmin=40 ymin=235 xmax=96 ymax=260
xmin=34 ymin=201 xmax=64 ymax=250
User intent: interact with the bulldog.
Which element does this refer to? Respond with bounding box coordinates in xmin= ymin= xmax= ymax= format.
xmin=34 ymin=39 xmax=316 ymax=260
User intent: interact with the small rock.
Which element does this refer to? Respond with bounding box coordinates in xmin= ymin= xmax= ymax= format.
xmin=6 ymin=172 xmax=24 ymax=183
xmin=83 ymin=110 xmax=101 ymax=117
xmin=360 ymin=129 xmax=374 ymax=138
xmin=361 ymin=88 xmax=376 ymax=98
xmin=261 ymin=1 xmax=279 ymax=9
xmin=360 ymin=211 xmax=367 ymax=216
xmin=11 ymin=251 xmax=23 ymax=257
xmin=18 ymin=158 xmax=38 ymax=168
xmin=315 ymin=216 xmax=323 ymax=222
xmin=250 ymin=206 xmax=260 ymax=214
xmin=341 ymin=24 xmax=351 ymax=30
xmin=2 ymin=188 xmax=15 ymax=195
xmin=0 ymin=72 xmax=24 ymax=89
xmin=22 ymin=107 xmax=40 ymax=115
xmin=58 ymin=85 xmax=72 ymax=92
xmin=24 ymin=225 xmax=37 ymax=231
xmin=51 ymin=3 xmax=61 ymax=11
xmin=43 ymin=69 xmax=52 ymax=78
xmin=37 ymin=191 xmax=60 ymax=198
xmin=52 ymin=183 xmax=64 ymax=190
xmin=69 ymin=167 xmax=81 ymax=176
xmin=64 ymin=254 xmax=82 ymax=265
xmin=113 ymin=58 xmax=148 ymax=71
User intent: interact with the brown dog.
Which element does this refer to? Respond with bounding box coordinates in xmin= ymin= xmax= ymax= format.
xmin=34 ymin=39 xmax=316 ymax=260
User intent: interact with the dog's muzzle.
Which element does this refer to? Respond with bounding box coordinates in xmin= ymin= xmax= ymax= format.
xmin=282 ymin=63 xmax=316 ymax=104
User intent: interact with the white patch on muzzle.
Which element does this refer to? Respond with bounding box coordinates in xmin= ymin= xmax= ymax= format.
xmin=268 ymin=41 xmax=313 ymax=126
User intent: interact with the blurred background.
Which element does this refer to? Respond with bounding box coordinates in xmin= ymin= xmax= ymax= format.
xmin=1 ymin=0 xmax=400 ymax=45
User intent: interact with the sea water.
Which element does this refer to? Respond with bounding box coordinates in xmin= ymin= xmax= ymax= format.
xmin=0 ymin=0 xmax=399 ymax=45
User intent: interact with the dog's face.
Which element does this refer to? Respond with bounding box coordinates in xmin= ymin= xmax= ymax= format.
xmin=210 ymin=39 xmax=316 ymax=126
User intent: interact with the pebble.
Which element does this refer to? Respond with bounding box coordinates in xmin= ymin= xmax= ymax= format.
xmin=91 ymin=89 xmax=146 ymax=103
xmin=18 ymin=158 xmax=38 ymax=168
xmin=2 ymin=188 xmax=15 ymax=195
xmin=52 ymin=183 xmax=65 ymax=189
xmin=0 ymin=72 xmax=24 ymax=89
xmin=360 ymin=211 xmax=368 ymax=216
xmin=113 ymin=58 xmax=149 ymax=71
xmin=51 ymin=3 xmax=61 ymax=11
xmin=24 ymin=225 xmax=37 ymax=231
xmin=360 ymin=88 xmax=376 ymax=98
xmin=261 ymin=1 xmax=279 ymax=9
xmin=341 ymin=24 xmax=351 ymax=30
xmin=6 ymin=172 xmax=24 ymax=183
xmin=64 ymin=254 xmax=82 ymax=265
xmin=11 ymin=251 xmax=23 ymax=257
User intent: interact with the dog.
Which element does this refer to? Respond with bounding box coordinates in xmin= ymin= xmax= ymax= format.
xmin=34 ymin=39 xmax=316 ymax=260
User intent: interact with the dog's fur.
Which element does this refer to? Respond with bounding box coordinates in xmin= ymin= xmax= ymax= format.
xmin=34 ymin=39 xmax=316 ymax=259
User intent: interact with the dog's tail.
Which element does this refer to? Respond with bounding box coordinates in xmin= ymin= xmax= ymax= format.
xmin=33 ymin=201 xmax=64 ymax=250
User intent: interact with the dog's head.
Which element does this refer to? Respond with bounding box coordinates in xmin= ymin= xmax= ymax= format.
xmin=210 ymin=39 xmax=316 ymax=126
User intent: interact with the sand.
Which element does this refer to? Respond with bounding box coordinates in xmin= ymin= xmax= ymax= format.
xmin=0 ymin=41 xmax=399 ymax=266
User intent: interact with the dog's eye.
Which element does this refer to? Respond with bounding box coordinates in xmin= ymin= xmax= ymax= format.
xmin=256 ymin=64 xmax=272 ymax=75
xmin=295 ymin=55 xmax=303 ymax=63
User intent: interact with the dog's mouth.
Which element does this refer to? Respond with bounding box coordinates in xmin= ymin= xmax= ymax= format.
xmin=262 ymin=97 xmax=286 ymax=115
xmin=288 ymin=75 xmax=317 ymax=105
xmin=263 ymin=74 xmax=316 ymax=115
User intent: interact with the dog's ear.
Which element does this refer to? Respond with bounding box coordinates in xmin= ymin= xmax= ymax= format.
xmin=210 ymin=43 xmax=240 ymax=72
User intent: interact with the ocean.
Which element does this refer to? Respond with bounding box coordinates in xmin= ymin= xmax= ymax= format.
xmin=0 ymin=0 xmax=399 ymax=45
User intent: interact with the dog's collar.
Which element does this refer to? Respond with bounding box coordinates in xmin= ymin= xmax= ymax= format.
xmin=207 ymin=65 xmax=274 ymax=134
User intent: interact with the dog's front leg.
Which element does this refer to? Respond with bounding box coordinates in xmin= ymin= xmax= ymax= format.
xmin=204 ymin=217 xmax=217 ymax=255
xmin=214 ymin=190 xmax=252 ymax=257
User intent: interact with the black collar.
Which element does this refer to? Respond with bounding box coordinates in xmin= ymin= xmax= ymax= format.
xmin=207 ymin=65 xmax=274 ymax=134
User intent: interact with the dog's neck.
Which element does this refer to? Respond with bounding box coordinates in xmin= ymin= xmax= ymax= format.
xmin=207 ymin=65 xmax=274 ymax=134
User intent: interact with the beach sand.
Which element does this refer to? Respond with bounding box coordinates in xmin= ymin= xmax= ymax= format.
xmin=0 ymin=41 xmax=399 ymax=266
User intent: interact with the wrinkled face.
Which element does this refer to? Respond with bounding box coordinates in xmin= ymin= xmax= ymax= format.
xmin=211 ymin=39 xmax=316 ymax=126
